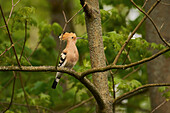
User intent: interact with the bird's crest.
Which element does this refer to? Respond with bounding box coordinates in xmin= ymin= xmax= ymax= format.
xmin=59 ymin=32 xmax=76 ymax=40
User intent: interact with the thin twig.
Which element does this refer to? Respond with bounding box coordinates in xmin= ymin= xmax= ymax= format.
xmin=28 ymin=35 xmax=45 ymax=60
xmin=130 ymin=0 xmax=170 ymax=47
xmin=18 ymin=72 xmax=31 ymax=113
xmin=0 ymin=39 xmax=24 ymax=57
xmin=151 ymin=99 xmax=169 ymax=113
xmin=19 ymin=20 xmax=27 ymax=62
xmin=122 ymin=64 xmax=143 ymax=80
xmin=0 ymin=48 xmax=169 ymax=76
xmin=2 ymin=71 xmax=16 ymax=113
xmin=160 ymin=1 xmax=170 ymax=6
xmin=55 ymin=3 xmax=87 ymax=68
xmin=80 ymin=47 xmax=169 ymax=78
xmin=0 ymin=5 xmax=21 ymax=68
xmin=67 ymin=2 xmax=87 ymax=23
xmin=0 ymin=76 xmax=14 ymax=94
xmin=142 ymin=0 xmax=148 ymax=8
xmin=63 ymin=96 xmax=94 ymax=113
xmin=0 ymin=44 xmax=14 ymax=57
xmin=105 ymin=56 xmax=116 ymax=99
xmin=0 ymin=0 xmax=21 ymax=29
xmin=0 ymin=102 xmax=55 ymax=113
xmin=114 ymin=83 xmax=170 ymax=104
xmin=24 ymin=54 xmax=32 ymax=66
xmin=112 ymin=0 xmax=161 ymax=65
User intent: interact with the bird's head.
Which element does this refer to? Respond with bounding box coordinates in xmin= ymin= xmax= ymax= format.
xmin=59 ymin=32 xmax=81 ymax=43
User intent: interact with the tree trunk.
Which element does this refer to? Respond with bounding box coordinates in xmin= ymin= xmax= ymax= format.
xmin=80 ymin=0 xmax=113 ymax=113
xmin=145 ymin=0 xmax=170 ymax=113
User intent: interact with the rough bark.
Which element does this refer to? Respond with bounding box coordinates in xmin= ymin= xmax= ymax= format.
xmin=145 ymin=0 xmax=170 ymax=112
xmin=80 ymin=0 xmax=113 ymax=113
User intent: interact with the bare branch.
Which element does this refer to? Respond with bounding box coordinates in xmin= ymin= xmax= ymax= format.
xmin=18 ymin=72 xmax=31 ymax=113
xmin=62 ymin=11 xmax=68 ymax=23
xmin=63 ymin=96 xmax=94 ymax=113
xmin=0 ymin=102 xmax=55 ymax=113
xmin=2 ymin=71 xmax=16 ymax=112
xmin=0 ymin=5 xmax=21 ymax=68
xmin=0 ymin=39 xmax=23 ymax=57
xmin=0 ymin=44 xmax=14 ymax=57
xmin=19 ymin=20 xmax=27 ymax=62
xmin=130 ymin=0 xmax=170 ymax=47
xmin=151 ymin=99 xmax=169 ymax=113
xmin=0 ymin=47 xmax=169 ymax=76
xmin=0 ymin=76 xmax=14 ymax=94
xmin=112 ymin=0 xmax=161 ymax=65
xmin=160 ymin=1 xmax=170 ymax=6
xmin=122 ymin=64 xmax=143 ymax=80
xmin=114 ymin=83 xmax=170 ymax=104
xmin=28 ymin=35 xmax=45 ymax=60
xmin=142 ymin=0 xmax=148 ymax=8
xmin=0 ymin=0 xmax=21 ymax=29
xmin=67 ymin=2 xmax=87 ymax=23
xmin=81 ymin=47 xmax=169 ymax=77
xmin=55 ymin=4 xmax=86 ymax=68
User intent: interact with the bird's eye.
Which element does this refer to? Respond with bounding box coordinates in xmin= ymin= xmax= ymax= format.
xmin=72 ymin=37 xmax=74 ymax=39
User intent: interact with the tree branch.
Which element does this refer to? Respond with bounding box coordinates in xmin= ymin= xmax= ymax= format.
xmin=0 ymin=39 xmax=23 ymax=57
xmin=130 ymin=0 xmax=170 ymax=47
xmin=112 ymin=0 xmax=161 ymax=65
xmin=2 ymin=72 xmax=16 ymax=112
xmin=0 ymin=102 xmax=55 ymax=113
xmin=19 ymin=20 xmax=27 ymax=62
xmin=151 ymin=99 xmax=169 ymax=113
xmin=63 ymin=96 xmax=94 ymax=113
xmin=114 ymin=83 xmax=170 ymax=104
xmin=55 ymin=3 xmax=86 ymax=68
xmin=0 ymin=5 xmax=21 ymax=68
xmin=80 ymin=47 xmax=169 ymax=77
xmin=18 ymin=72 xmax=31 ymax=113
xmin=0 ymin=0 xmax=21 ymax=29
xmin=0 ymin=47 xmax=168 ymax=109
xmin=0 ymin=47 xmax=169 ymax=76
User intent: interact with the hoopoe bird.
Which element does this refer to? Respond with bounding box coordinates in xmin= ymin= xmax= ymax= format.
xmin=52 ymin=32 xmax=80 ymax=89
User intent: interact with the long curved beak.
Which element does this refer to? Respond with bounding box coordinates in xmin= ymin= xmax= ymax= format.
xmin=77 ymin=37 xmax=87 ymax=40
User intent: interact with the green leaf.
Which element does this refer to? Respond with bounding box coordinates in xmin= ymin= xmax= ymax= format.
xmin=163 ymin=91 xmax=170 ymax=99
xmin=158 ymin=86 xmax=167 ymax=92
xmin=129 ymin=80 xmax=142 ymax=89
xmin=52 ymin=22 xmax=62 ymax=36
xmin=40 ymin=93 xmax=50 ymax=100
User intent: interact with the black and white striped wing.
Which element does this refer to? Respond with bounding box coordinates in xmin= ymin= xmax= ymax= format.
xmin=58 ymin=52 xmax=67 ymax=67
xmin=52 ymin=52 xmax=67 ymax=89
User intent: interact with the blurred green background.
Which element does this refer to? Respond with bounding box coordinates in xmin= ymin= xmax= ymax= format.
xmin=0 ymin=0 xmax=168 ymax=113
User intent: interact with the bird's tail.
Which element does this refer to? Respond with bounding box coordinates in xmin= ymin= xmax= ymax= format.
xmin=52 ymin=72 xmax=62 ymax=89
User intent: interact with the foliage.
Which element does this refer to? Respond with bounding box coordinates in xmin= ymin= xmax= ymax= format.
xmin=0 ymin=0 xmax=169 ymax=113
